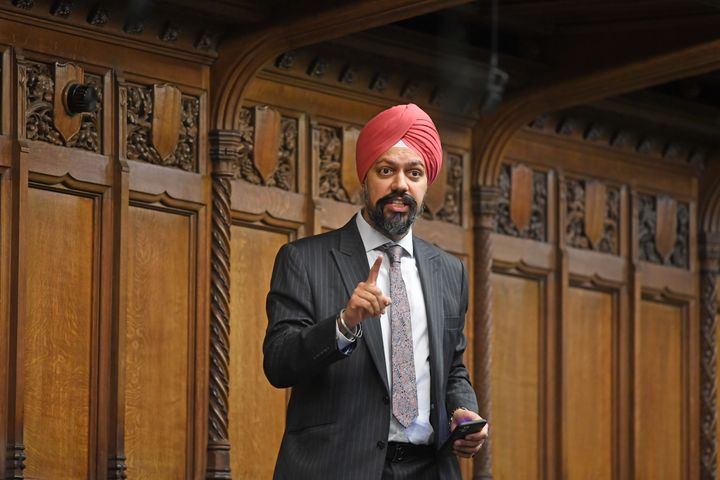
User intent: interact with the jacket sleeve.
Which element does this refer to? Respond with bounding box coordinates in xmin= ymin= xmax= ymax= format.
xmin=444 ymin=261 xmax=480 ymax=417
xmin=263 ymin=242 xmax=348 ymax=388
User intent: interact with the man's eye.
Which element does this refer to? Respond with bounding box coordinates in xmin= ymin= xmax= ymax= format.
xmin=380 ymin=167 xmax=392 ymax=175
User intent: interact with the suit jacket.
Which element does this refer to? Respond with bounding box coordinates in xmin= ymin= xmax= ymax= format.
xmin=264 ymin=216 xmax=478 ymax=480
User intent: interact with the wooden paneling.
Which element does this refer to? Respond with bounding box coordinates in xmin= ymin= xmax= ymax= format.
xmin=229 ymin=224 xmax=289 ymax=479
xmin=0 ymin=167 xmax=9 ymax=474
xmin=563 ymin=287 xmax=613 ymax=479
xmin=125 ymin=205 xmax=192 ymax=479
xmin=716 ymin=310 xmax=720 ymax=480
xmin=635 ymin=300 xmax=684 ymax=480
xmin=491 ymin=272 xmax=540 ymax=480
xmin=24 ymin=187 xmax=95 ymax=479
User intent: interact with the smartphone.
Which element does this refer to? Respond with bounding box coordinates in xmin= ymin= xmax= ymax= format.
xmin=441 ymin=419 xmax=487 ymax=452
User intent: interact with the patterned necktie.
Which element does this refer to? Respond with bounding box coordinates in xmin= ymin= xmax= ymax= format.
xmin=385 ymin=244 xmax=418 ymax=428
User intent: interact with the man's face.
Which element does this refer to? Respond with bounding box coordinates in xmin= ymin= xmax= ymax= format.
xmin=362 ymin=146 xmax=428 ymax=239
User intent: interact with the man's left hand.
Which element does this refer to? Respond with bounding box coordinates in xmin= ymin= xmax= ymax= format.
xmin=450 ymin=408 xmax=488 ymax=458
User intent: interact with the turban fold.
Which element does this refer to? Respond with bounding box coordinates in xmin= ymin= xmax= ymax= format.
xmin=356 ymin=104 xmax=443 ymax=184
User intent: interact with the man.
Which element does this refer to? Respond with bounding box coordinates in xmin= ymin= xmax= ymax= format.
xmin=264 ymin=104 xmax=488 ymax=479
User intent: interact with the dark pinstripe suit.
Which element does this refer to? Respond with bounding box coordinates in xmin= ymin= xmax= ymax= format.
xmin=264 ymin=216 xmax=478 ymax=479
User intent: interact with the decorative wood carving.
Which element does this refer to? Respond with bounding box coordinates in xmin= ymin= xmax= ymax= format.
xmin=12 ymin=0 xmax=33 ymax=9
xmin=125 ymin=83 xmax=199 ymax=171
xmin=24 ymin=60 xmax=101 ymax=152
xmin=496 ymin=164 xmax=547 ymax=241
xmin=471 ymin=185 xmax=500 ymax=479
xmin=435 ymin=153 xmax=463 ymax=225
xmin=233 ymin=106 xmax=297 ymax=191
xmin=160 ymin=22 xmax=180 ymax=42
xmin=637 ymin=193 xmax=689 ymax=268
xmin=54 ymin=62 xmax=84 ymax=143
xmin=424 ymin=161 xmax=448 ymax=216
xmin=655 ymin=195 xmax=678 ymax=262
xmin=315 ymin=124 xmax=352 ymax=202
xmin=87 ymin=5 xmax=109 ymax=25
xmin=253 ymin=106 xmax=282 ymax=182
xmin=341 ymin=126 xmax=362 ymax=202
xmin=565 ymin=178 xmax=620 ymax=254
xmin=700 ymin=232 xmax=720 ymax=480
xmin=108 ymin=455 xmax=128 ymax=479
xmin=527 ymin=111 xmax=710 ymax=171
xmin=151 ymin=84 xmax=183 ymax=160
xmin=510 ymin=164 xmax=533 ymax=231
xmin=207 ymin=129 xmax=240 ymax=479
xmin=50 ymin=0 xmax=73 ymax=17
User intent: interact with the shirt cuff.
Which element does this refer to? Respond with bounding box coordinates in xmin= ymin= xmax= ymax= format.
xmin=336 ymin=319 xmax=357 ymax=351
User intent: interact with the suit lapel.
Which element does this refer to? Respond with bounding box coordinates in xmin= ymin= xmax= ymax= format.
xmin=330 ymin=218 xmax=389 ymax=392
xmin=414 ymin=238 xmax=444 ymax=415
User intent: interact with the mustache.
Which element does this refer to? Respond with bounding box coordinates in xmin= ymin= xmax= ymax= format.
xmin=376 ymin=191 xmax=417 ymax=211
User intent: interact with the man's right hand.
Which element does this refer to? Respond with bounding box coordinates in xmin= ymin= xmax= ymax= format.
xmin=342 ymin=255 xmax=391 ymax=328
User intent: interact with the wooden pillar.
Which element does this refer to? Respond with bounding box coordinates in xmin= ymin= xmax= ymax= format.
xmin=471 ymin=185 xmax=500 ymax=480
xmin=206 ymin=129 xmax=240 ymax=479
xmin=700 ymin=231 xmax=720 ymax=480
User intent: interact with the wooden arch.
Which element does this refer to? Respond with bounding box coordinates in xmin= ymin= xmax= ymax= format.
xmin=472 ymin=38 xmax=720 ymax=188
xmin=210 ymin=0 xmax=470 ymax=131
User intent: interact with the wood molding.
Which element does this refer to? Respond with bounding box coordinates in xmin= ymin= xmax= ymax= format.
xmin=472 ymin=38 xmax=720 ymax=188
xmin=211 ymin=0 xmax=472 ymax=130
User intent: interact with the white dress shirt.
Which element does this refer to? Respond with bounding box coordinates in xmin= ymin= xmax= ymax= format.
xmin=336 ymin=212 xmax=433 ymax=444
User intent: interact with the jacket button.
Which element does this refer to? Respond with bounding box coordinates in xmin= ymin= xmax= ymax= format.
xmin=377 ymin=440 xmax=386 ymax=450
xmin=383 ymin=395 xmax=389 ymax=404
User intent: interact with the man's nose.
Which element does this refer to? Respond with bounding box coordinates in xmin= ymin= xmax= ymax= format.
xmin=392 ymin=173 xmax=409 ymax=192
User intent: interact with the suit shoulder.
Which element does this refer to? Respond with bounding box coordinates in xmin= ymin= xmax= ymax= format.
xmin=414 ymin=236 xmax=464 ymax=272
xmin=285 ymin=228 xmax=342 ymax=253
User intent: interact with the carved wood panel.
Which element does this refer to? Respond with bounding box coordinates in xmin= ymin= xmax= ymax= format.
xmin=235 ymin=105 xmax=298 ymax=191
xmin=565 ymin=178 xmax=620 ymax=254
xmin=123 ymin=82 xmax=199 ymax=171
xmin=496 ymin=163 xmax=547 ymax=241
xmin=22 ymin=60 xmax=102 ymax=152
xmin=637 ymin=193 xmax=689 ymax=268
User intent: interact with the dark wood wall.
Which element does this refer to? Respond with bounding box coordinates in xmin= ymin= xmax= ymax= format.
xmin=0 ymin=3 xmax=719 ymax=480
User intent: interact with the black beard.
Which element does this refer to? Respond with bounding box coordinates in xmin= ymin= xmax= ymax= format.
xmin=363 ymin=189 xmax=422 ymax=238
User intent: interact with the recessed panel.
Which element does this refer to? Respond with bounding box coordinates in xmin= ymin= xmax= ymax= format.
xmin=563 ymin=287 xmax=613 ymax=479
xmin=491 ymin=273 xmax=539 ymax=480
xmin=125 ymin=206 xmax=191 ymax=479
xmin=635 ymin=300 xmax=683 ymax=479
xmin=24 ymin=187 xmax=94 ymax=479
xmin=229 ymin=225 xmax=289 ymax=479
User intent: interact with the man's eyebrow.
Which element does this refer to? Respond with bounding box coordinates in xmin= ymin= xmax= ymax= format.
xmin=375 ymin=159 xmax=426 ymax=169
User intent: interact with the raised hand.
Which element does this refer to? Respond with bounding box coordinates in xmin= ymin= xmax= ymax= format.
xmin=342 ymin=255 xmax=391 ymax=328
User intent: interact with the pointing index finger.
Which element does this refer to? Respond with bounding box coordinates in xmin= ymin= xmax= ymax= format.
xmin=367 ymin=255 xmax=383 ymax=285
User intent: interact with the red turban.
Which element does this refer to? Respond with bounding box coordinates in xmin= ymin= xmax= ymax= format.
xmin=356 ymin=104 xmax=443 ymax=184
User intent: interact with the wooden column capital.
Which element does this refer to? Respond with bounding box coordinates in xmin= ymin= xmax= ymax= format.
xmin=209 ymin=129 xmax=242 ymax=177
xmin=472 ymin=185 xmax=501 ymax=229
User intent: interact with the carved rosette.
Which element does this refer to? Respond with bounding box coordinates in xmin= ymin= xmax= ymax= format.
xmin=700 ymin=233 xmax=720 ymax=480
xmin=496 ymin=164 xmax=547 ymax=241
xmin=233 ymin=106 xmax=297 ymax=191
xmin=637 ymin=194 xmax=689 ymax=268
xmin=124 ymin=83 xmax=199 ymax=171
xmin=565 ymin=178 xmax=620 ymax=254
xmin=315 ymin=124 xmax=352 ymax=202
xmin=23 ymin=61 xmax=102 ymax=152
xmin=425 ymin=153 xmax=463 ymax=225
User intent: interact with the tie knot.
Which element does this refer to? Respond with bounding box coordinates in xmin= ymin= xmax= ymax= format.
xmin=384 ymin=244 xmax=404 ymax=264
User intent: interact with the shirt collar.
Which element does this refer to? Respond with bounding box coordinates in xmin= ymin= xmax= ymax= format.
xmin=355 ymin=211 xmax=414 ymax=257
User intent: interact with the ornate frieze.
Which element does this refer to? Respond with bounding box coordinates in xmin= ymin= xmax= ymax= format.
xmin=496 ymin=164 xmax=547 ymax=241
xmin=528 ymin=111 xmax=710 ymax=170
xmin=124 ymin=83 xmax=199 ymax=171
xmin=565 ymin=178 xmax=620 ymax=254
xmin=233 ymin=106 xmax=297 ymax=191
xmin=23 ymin=61 xmax=102 ymax=153
xmin=637 ymin=193 xmax=689 ymax=268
